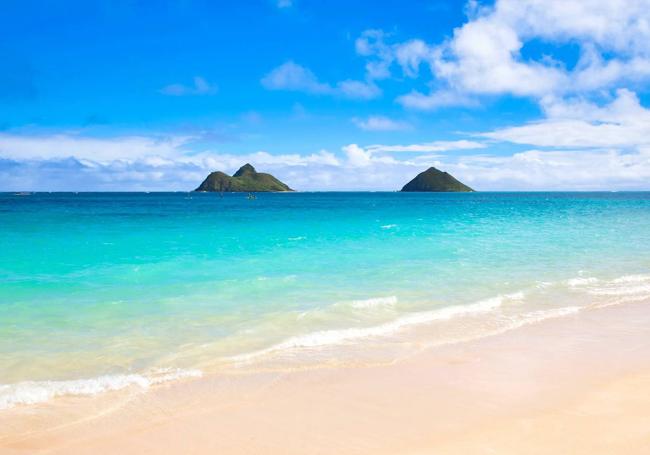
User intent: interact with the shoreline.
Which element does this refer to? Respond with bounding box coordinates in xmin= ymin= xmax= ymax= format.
xmin=0 ymin=272 xmax=640 ymax=411
xmin=2 ymin=300 xmax=649 ymax=454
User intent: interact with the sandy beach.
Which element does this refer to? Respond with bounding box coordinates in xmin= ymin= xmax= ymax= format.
xmin=2 ymin=300 xmax=649 ymax=454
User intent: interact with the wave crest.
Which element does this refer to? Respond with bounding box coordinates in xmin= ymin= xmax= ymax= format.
xmin=350 ymin=296 xmax=398 ymax=309
xmin=0 ymin=368 xmax=202 ymax=410
xmin=232 ymin=292 xmax=525 ymax=362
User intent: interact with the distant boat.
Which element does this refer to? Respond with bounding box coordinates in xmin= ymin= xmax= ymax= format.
xmin=14 ymin=192 xmax=32 ymax=196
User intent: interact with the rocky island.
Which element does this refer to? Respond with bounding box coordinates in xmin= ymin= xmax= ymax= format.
xmin=195 ymin=164 xmax=293 ymax=192
xmin=401 ymin=167 xmax=474 ymax=192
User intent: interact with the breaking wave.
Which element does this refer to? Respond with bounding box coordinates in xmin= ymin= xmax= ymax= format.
xmin=0 ymin=368 xmax=202 ymax=410
xmin=231 ymin=292 xmax=525 ymax=362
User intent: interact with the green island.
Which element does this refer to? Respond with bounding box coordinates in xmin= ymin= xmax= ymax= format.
xmin=195 ymin=164 xmax=293 ymax=192
xmin=400 ymin=167 xmax=474 ymax=192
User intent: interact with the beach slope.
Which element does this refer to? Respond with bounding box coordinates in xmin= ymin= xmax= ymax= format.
xmin=2 ymin=302 xmax=649 ymax=454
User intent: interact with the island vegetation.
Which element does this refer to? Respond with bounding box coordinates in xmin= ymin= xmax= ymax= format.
xmin=195 ymin=164 xmax=293 ymax=192
xmin=400 ymin=167 xmax=474 ymax=192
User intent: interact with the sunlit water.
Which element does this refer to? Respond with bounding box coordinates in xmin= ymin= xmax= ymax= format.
xmin=1 ymin=192 xmax=650 ymax=409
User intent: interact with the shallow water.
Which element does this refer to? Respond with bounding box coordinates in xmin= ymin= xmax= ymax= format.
xmin=1 ymin=192 xmax=650 ymax=408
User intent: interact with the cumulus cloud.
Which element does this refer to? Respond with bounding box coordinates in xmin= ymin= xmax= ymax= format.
xmin=342 ymin=144 xmax=373 ymax=167
xmin=261 ymin=61 xmax=381 ymax=99
xmin=441 ymin=0 xmax=650 ymax=98
xmin=352 ymin=116 xmax=412 ymax=131
xmin=353 ymin=0 xmax=650 ymax=110
xmin=160 ymin=76 xmax=217 ymax=96
xmin=482 ymin=89 xmax=650 ymax=148
xmin=494 ymin=0 xmax=650 ymax=53
xmin=430 ymin=10 xmax=568 ymax=98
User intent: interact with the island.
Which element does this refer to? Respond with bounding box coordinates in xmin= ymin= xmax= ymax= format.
xmin=400 ymin=167 xmax=474 ymax=192
xmin=194 ymin=164 xmax=293 ymax=192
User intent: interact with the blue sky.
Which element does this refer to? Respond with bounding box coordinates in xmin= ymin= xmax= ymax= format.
xmin=2 ymin=0 xmax=650 ymax=191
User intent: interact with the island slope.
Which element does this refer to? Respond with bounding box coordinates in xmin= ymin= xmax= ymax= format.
xmin=195 ymin=164 xmax=293 ymax=192
xmin=401 ymin=167 xmax=473 ymax=192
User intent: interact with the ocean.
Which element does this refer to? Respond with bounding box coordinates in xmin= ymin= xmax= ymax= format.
xmin=1 ymin=191 xmax=650 ymax=409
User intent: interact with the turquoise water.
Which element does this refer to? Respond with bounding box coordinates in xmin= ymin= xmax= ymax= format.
xmin=2 ymin=192 xmax=650 ymax=408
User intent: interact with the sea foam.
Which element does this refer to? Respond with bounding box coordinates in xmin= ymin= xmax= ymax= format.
xmin=350 ymin=296 xmax=398 ymax=309
xmin=0 ymin=368 xmax=202 ymax=410
xmin=567 ymin=277 xmax=599 ymax=287
xmin=585 ymin=273 xmax=650 ymax=297
xmin=611 ymin=274 xmax=650 ymax=284
xmin=232 ymin=293 xmax=523 ymax=362
xmin=509 ymin=306 xmax=582 ymax=329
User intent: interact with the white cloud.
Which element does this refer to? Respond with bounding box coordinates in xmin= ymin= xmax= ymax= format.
xmin=0 ymin=133 xmax=193 ymax=161
xmin=430 ymin=11 xmax=568 ymax=98
xmin=482 ymin=89 xmax=650 ymax=148
xmin=355 ymin=29 xmax=385 ymax=57
xmin=354 ymin=30 xmax=435 ymax=80
xmin=394 ymin=39 xmax=433 ymax=78
xmin=336 ymin=80 xmax=381 ymax=100
xmin=2 ymin=131 xmax=650 ymax=191
xmin=355 ymin=30 xmax=394 ymax=80
xmin=396 ymin=89 xmax=477 ymax=110
xmin=292 ymin=145 xmax=650 ymax=191
xmin=160 ymin=76 xmax=217 ymax=96
xmin=342 ymin=144 xmax=373 ymax=167
xmin=261 ymin=61 xmax=332 ymax=94
xmin=494 ymin=0 xmax=650 ymax=53
xmin=352 ymin=116 xmax=411 ymax=131
xmin=5 ymin=97 xmax=649 ymax=192
xmin=28 ymin=150 xmax=650 ymax=190
xmin=571 ymin=45 xmax=650 ymax=92
xmin=0 ymin=132 xmax=343 ymax=169
xmin=447 ymin=148 xmax=650 ymax=191
xmin=366 ymin=140 xmax=486 ymax=153
xmin=360 ymin=0 xmax=650 ymax=108
xmin=0 ymin=137 xmax=346 ymax=191
xmin=261 ymin=61 xmax=381 ymax=99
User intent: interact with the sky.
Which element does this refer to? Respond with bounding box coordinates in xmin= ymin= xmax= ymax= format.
xmin=2 ymin=0 xmax=650 ymax=191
